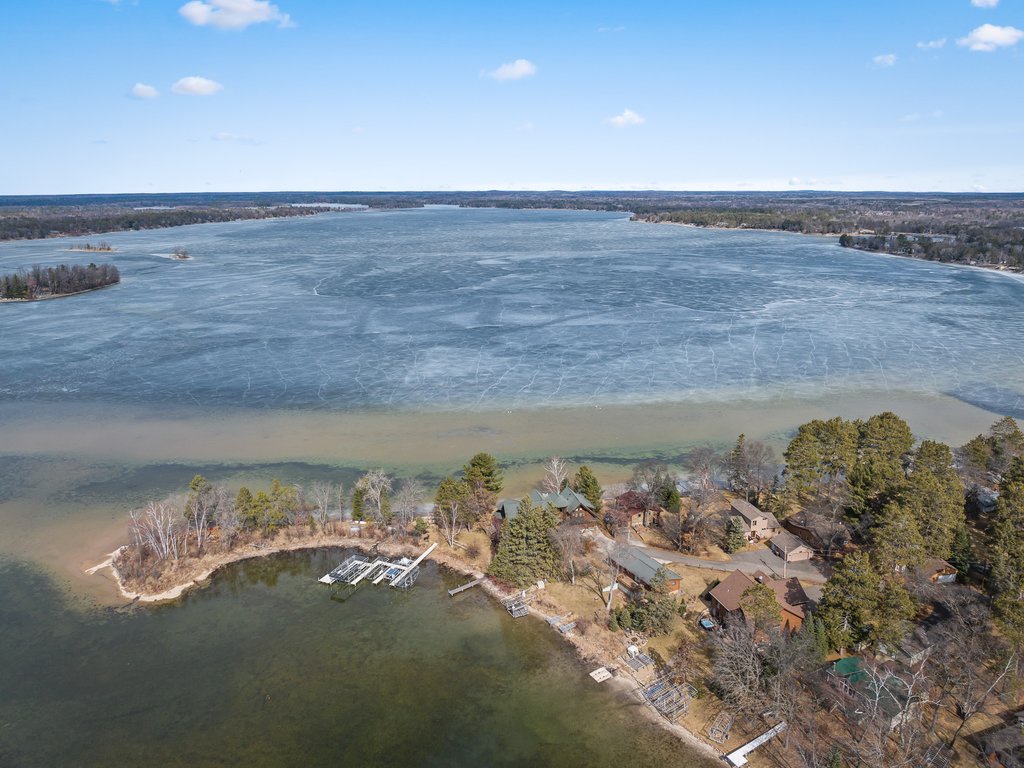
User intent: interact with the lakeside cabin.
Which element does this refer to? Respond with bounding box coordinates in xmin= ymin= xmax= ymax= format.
xmin=496 ymin=488 xmax=597 ymax=524
xmin=609 ymin=545 xmax=682 ymax=594
xmin=729 ymin=499 xmax=781 ymax=542
xmin=708 ymin=569 xmax=809 ymax=633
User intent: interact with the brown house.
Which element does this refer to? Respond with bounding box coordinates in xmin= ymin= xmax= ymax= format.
xmin=729 ymin=499 xmax=781 ymax=542
xmin=708 ymin=569 xmax=809 ymax=632
xmin=916 ymin=558 xmax=958 ymax=584
xmin=613 ymin=490 xmax=662 ymax=528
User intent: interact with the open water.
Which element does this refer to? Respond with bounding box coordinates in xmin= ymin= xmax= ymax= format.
xmin=0 ymin=550 xmax=716 ymax=768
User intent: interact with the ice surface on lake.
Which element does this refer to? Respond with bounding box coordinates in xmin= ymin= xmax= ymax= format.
xmin=1 ymin=207 xmax=1022 ymax=414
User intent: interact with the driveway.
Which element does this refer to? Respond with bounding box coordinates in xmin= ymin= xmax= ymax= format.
xmin=625 ymin=540 xmax=830 ymax=585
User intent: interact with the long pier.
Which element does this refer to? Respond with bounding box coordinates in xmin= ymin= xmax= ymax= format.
xmin=724 ymin=722 xmax=787 ymax=766
xmin=319 ymin=543 xmax=437 ymax=589
xmin=448 ymin=577 xmax=484 ymax=596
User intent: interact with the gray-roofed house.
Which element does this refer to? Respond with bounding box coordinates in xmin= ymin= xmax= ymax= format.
xmin=495 ymin=489 xmax=597 ymax=523
xmin=729 ymin=499 xmax=781 ymax=542
xmin=609 ymin=545 xmax=682 ymax=593
xmin=767 ymin=531 xmax=815 ymax=562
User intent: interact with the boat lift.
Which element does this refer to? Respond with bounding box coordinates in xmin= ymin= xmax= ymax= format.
xmin=319 ymin=543 xmax=437 ymax=589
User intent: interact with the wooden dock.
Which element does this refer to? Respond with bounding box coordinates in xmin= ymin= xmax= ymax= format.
xmin=447 ymin=577 xmax=484 ymax=597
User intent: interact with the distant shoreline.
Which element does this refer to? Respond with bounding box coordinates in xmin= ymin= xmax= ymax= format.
xmin=636 ymin=217 xmax=1024 ymax=281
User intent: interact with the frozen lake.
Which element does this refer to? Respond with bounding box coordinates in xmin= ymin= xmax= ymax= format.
xmin=2 ymin=206 xmax=1023 ymax=415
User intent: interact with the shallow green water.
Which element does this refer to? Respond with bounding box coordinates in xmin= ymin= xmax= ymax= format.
xmin=0 ymin=550 xmax=715 ymax=767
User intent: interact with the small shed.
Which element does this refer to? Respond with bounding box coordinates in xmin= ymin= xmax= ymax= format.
xmin=768 ymin=531 xmax=815 ymax=562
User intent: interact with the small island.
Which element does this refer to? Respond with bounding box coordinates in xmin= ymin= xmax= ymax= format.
xmin=1 ymin=262 xmax=120 ymax=301
xmin=67 ymin=241 xmax=115 ymax=253
xmin=169 ymin=247 xmax=191 ymax=260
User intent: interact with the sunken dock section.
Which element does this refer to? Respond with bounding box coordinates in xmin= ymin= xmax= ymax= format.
xmin=319 ymin=543 xmax=437 ymax=589
xmin=501 ymin=591 xmax=533 ymax=618
xmin=447 ymin=577 xmax=484 ymax=597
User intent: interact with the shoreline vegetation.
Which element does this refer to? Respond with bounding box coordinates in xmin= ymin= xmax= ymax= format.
xmin=93 ymin=413 xmax=1024 ymax=766
xmin=66 ymin=241 xmax=115 ymax=252
xmin=3 ymin=191 xmax=1022 ymax=276
xmin=1 ymin=261 xmax=119 ymax=301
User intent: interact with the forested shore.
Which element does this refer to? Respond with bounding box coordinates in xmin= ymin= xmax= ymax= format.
xmin=1 ymin=262 xmax=119 ymax=300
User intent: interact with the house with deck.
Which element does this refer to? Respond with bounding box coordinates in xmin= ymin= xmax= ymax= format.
xmin=729 ymin=499 xmax=781 ymax=542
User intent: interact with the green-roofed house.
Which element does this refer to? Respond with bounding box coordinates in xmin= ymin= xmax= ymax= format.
xmin=825 ymin=656 xmax=916 ymax=732
xmin=496 ymin=489 xmax=598 ymax=524
xmin=609 ymin=545 xmax=682 ymax=594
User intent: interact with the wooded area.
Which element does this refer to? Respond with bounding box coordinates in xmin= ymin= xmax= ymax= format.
xmin=1 ymin=262 xmax=119 ymax=299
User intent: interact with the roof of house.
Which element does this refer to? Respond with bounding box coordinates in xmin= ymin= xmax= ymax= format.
xmin=707 ymin=569 xmax=757 ymax=612
xmin=918 ymin=558 xmax=957 ymax=579
xmin=610 ymin=545 xmax=681 ymax=587
xmin=730 ymin=498 xmax=780 ymax=527
xmin=615 ymin=489 xmax=647 ymax=512
xmin=708 ymin=569 xmax=809 ymax=617
xmin=496 ymin=488 xmax=596 ymax=519
xmin=769 ymin=531 xmax=814 ymax=554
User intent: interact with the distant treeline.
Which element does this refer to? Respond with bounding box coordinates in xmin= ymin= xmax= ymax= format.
xmin=0 ymin=205 xmax=333 ymax=242
xmin=1 ymin=262 xmax=120 ymax=300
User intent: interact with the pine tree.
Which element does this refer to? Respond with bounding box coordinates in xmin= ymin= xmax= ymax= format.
xmin=740 ymin=582 xmax=780 ymax=633
xmin=572 ymin=465 xmax=603 ymax=512
xmin=816 ymin=551 xmax=881 ymax=650
xmin=487 ymin=495 xmax=560 ymax=587
xmin=849 ymin=411 xmax=913 ymax=514
xmin=351 ymin=486 xmax=366 ymax=521
xmin=463 ymin=452 xmax=504 ymax=495
xmin=722 ymin=516 xmax=746 ymax=553
xmin=867 ymin=576 xmax=915 ymax=649
xmin=379 ymin=488 xmax=392 ymax=523
xmin=870 ymin=502 xmax=927 ymax=574
xmin=898 ymin=440 xmax=965 ymax=559
xmin=728 ymin=433 xmax=750 ymax=498
xmin=235 ymin=487 xmax=255 ymax=530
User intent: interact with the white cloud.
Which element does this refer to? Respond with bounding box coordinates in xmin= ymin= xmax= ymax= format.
xmin=131 ymin=82 xmax=158 ymax=99
xmin=179 ymin=0 xmax=293 ymax=30
xmin=873 ymin=53 xmax=897 ymax=67
xmin=213 ymin=131 xmax=259 ymax=144
xmin=971 ymin=0 xmax=999 ymax=8
xmin=900 ymin=113 xmax=921 ymax=122
xmin=171 ymin=76 xmax=224 ymax=95
xmin=916 ymin=38 xmax=947 ymax=49
xmin=486 ymin=59 xmax=537 ymax=81
xmin=607 ymin=108 xmax=645 ymax=128
xmin=957 ymin=24 xmax=1023 ymax=51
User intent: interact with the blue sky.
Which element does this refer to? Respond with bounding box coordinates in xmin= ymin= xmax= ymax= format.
xmin=1 ymin=0 xmax=1022 ymax=193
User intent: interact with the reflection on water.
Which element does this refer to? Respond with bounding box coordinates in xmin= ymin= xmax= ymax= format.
xmin=0 ymin=551 xmax=717 ymax=768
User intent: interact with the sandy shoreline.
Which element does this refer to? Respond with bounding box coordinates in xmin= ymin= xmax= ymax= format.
xmin=89 ymin=534 xmax=721 ymax=760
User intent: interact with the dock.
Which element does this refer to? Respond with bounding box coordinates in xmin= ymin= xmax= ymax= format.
xmin=501 ymin=590 xmax=532 ymax=618
xmin=448 ymin=577 xmax=484 ymax=597
xmin=724 ymin=721 xmax=787 ymax=766
xmin=319 ymin=543 xmax=437 ymax=589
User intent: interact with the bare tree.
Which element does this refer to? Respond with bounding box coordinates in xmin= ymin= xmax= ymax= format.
xmin=434 ymin=499 xmax=461 ymax=547
xmin=394 ymin=479 xmax=425 ymax=526
xmin=129 ymin=500 xmax=185 ymax=563
xmin=216 ymin=488 xmax=240 ymax=548
xmin=552 ymin=523 xmax=586 ymax=584
xmin=309 ymin=481 xmax=338 ymax=531
xmin=357 ymin=469 xmax=392 ymax=522
xmin=540 ymin=456 xmax=569 ymax=494
xmin=185 ymin=486 xmax=218 ymax=554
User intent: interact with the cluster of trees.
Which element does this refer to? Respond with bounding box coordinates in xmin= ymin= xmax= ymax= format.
xmin=431 ymin=453 xmax=504 ymax=547
xmin=610 ymin=568 xmax=680 ymax=636
xmin=0 ymin=205 xmax=331 ymax=241
xmin=840 ymin=229 xmax=1024 ymax=270
xmin=1 ymin=262 xmax=119 ymax=299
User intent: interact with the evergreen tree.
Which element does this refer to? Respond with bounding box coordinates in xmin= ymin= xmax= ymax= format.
xmin=351 ymin=486 xmax=366 ymax=521
xmin=572 ymin=465 xmax=603 ymax=512
xmin=463 ymin=452 xmax=504 ymax=495
xmin=235 ymin=487 xmax=255 ymax=530
xmin=722 ymin=516 xmax=747 ymax=553
xmin=487 ymin=495 xmax=560 ymax=587
xmin=816 ymin=551 xmax=882 ymax=650
xmin=728 ymin=433 xmax=750 ymax=498
xmin=870 ymin=502 xmax=927 ymax=574
xmin=989 ymin=459 xmax=1024 ymax=637
xmin=898 ymin=443 xmax=965 ymax=559
xmin=949 ymin=523 xmax=973 ymax=578
xmin=848 ymin=411 xmax=913 ymax=514
xmin=867 ymin=576 xmax=915 ymax=649
xmin=783 ymin=417 xmax=858 ymax=503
